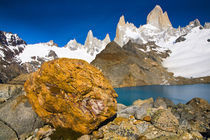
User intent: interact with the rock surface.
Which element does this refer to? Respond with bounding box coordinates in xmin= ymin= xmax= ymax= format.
xmin=151 ymin=109 xmax=179 ymax=132
xmin=90 ymin=97 xmax=206 ymax=139
xmin=204 ymin=22 xmax=210 ymax=29
xmin=91 ymin=41 xmax=176 ymax=87
xmin=147 ymin=5 xmax=172 ymax=30
xmin=0 ymin=84 xmax=24 ymax=103
xmin=92 ymin=41 xmax=210 ymax=88
xmin=172 ymin=98 xmax=210 ymax=134
xmin=21 ymin=97 xmax=209 ymax=140
xmin=24 ymin=58 xmax=118 ymax=134
xmin=0 ymin=91 xmax=44 ymax=139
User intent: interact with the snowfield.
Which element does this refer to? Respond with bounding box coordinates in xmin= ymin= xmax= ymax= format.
xmin=17 ymin=43 xmax=96 ymax=63
xmin=162 ymin=27 xmax=210 ymax=78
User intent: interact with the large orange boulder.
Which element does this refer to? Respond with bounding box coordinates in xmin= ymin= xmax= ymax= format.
xmin=24 ymin=58 xmax=118 ymax=134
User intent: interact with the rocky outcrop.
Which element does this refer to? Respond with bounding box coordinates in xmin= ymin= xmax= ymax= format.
xmin=85 ymin=30 xmax=110 ymax=56
xmin=91 ymin=41 xmax=176 ymax=87
xmin=114 ymin=15 xmax=126 ymax=46
xmin=65 ymin=30 xmax=110 ymax=56
xmin=0 ymin=84 xmax=24 ymax=103
xmin=0 ymin=31 xmax=27 ymax=83
xmin=204 ymin=22 xmax=210 ymax=29
xmin=147 ymin=5 xmax=172 ymax=30
xmin=0 ymin=89 xmax=44 ymax=140
xmin=79 ymin=97 xmax=206 ymax=140
xmin=7 ymin=74 xmax=30 ymax=85
xmin=24 ymin=58 xmax=118 ymax=134
xmin=151 ymin=109 xmax=179 ymax=132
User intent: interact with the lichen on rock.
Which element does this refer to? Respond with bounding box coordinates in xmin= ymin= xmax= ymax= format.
xmin=24 ymin=58 xmax=118 ymax=134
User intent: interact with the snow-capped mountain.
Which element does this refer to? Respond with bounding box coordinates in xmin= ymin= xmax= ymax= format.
xmin=0 ymin=4 xmax=210 ymax=83
xmin=0 ymin=31 xmax=26 ymax=61
xmin=0 ymin=31 xmax=27 ymax=83
xmin=18 ymin=30 xmax=110 ymax=65
xmin=113 ymin=5 xmax=210 ymax=78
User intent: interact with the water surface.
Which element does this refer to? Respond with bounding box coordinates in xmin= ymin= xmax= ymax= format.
xmin=115 ymin=84 xmax=210 ymax=106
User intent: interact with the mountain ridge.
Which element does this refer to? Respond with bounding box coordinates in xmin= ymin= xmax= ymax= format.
xmin=0 ymin=5 xmax=210 ymax=85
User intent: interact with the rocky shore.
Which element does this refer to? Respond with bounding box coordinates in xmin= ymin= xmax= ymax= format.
xmin=0 ymin=85 xmax=209 ymax=140
xmin=0 ymin=58 xmax=209 ymax=140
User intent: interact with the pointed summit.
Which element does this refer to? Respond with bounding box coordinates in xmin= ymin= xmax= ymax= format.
xmin=47 ymin=40 xmax=58 ymax=47
xmin=87 ymin=30 xmax=93 ymax=39
xmin=147 ymin=5 xmax=172 ymax=29
xmin=118 ymin=15 xmax=126 ymax=26
xmin=103 ymin=33 xmax=111 ymax=43
xmin=85 ymin=30 xmax=94 ymax=46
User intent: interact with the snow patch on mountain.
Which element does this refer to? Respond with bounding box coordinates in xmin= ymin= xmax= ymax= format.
xmin=162 ymin=27 xmax=210 ymax=78
xmin=18 ymin=30 xmax=110 ymax=64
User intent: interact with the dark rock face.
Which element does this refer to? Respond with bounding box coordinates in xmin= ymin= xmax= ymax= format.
xmin=0 ymin=60 xmax=27 ymax=84
xmin=48 ymin=50 xmax=58 ymax=59
xmin=0 ymin=31 xmax=27 ymax=83
xmin=91 ymin=41 xmax=175 ymax=87
xmin=175 ymin=35 xmax=186 ymax=43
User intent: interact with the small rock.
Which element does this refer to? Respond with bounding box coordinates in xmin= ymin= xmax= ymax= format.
xmin=134 ymin=107 xmax=147 ymax=120
xmin=151 ymin=109 xmax=179 ymax=132
xmin=92 ymin=130 xmax=104 ymax=139
xmin=133 ymin=98 xmax=154 ymax=107
xmin=143 ymin=116 xmax=151 ymax=122
xmin=77 ymin=135 xmax=90 ymax=140
xmin=119 ymin=105 xmax=140 ymax=116
xmin=35 ymin=125 xmax=55 ymax=140
xmin=154 ymin=97 xmax=174 ymax=109
xmin=207 ymin=39 xmax=210 ymax=42
xmin=117 ymin=103 xmax=127 ymax=112
xmin=137 ymin=135 xmax=148 ymax=140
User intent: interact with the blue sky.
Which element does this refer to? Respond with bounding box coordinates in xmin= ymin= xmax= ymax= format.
xmin=0 ymin=0 xmax=209 ymax=46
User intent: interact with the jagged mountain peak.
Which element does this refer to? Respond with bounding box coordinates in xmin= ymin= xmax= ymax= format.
xmin=103 ymin=33 xmax=111 ymax=43
xmin=118 ymin=15 xmax=126 ymax=26
xmin=85 ymin=30 xmax=94 ymax=47
xmin=189 ymin=19 xmax=201 ymax=27
xmin=147 ymin=5 xmax=172 ymax=30
xmin=87 ymin=30 xmax=93 ymax=38
xmin=46 ymin=40 xmax=58 ymax=47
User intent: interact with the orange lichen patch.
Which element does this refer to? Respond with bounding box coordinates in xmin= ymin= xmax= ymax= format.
xmin=133 ymin=120 xmax=144 ymax=125
xmin=113 ymin=117 xmax=130 ymax=125
xmin=24 ymin=58 xmax=118 ymax=134
xmin=143 ymin=116 xmax=151 ymax=122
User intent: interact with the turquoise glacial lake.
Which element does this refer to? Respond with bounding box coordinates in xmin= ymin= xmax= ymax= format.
xmin=115 ymin=84 xmax=210 ymax=106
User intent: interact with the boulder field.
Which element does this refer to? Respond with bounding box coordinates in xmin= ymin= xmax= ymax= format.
xmin=26 ymin=97 xmax=209 ymax=140
xmin=0 ymin=58 xmax=209 ymax=140
xmin=24 ymin=58 xmax=118 ymax=134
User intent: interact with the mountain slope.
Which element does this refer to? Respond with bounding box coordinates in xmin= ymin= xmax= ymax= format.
xmin=113 ymin=5 xmax=210 ymax=79
xmin=0 ymin=31 xmax=27 ymax=83
xmin=91 ymin=41 xmax=176 ymax=87
xmin=162 ymin=27 xmax=210 ymax=78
